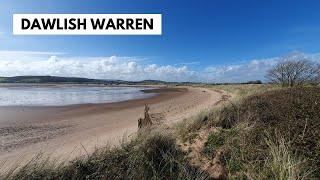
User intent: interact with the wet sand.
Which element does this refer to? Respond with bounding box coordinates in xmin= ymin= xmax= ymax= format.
xmin=0 ymin=86 xmax=222 ymax=170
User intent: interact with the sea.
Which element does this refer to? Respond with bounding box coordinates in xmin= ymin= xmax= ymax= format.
xmin=0 ymin=86 xmax=154 ymax=106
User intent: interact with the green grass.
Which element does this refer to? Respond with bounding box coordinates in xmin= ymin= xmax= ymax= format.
xmin=203 ymin=132 xmax=225 ymax=158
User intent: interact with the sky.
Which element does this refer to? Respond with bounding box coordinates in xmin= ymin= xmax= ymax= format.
xmin=1 ymin=0 xmax=320 ymax=82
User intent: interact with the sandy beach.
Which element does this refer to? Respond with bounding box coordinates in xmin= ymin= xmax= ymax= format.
xmin=0 ymin=86 xmax=222 ymax=169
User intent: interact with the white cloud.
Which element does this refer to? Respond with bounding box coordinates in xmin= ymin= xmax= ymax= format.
xmin=204 ymin=53 xmax=320 ymax=83
xmin=0 ymin=51 xmax=319 ymax=83
xmin=204 ymin=58 xmax=279 ymax=82
xmin=0 ymin=51 xmax=196 ymax=82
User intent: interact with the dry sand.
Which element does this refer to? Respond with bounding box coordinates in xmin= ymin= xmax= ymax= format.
xmin=0 ymin=86 xmax=222 ymax=169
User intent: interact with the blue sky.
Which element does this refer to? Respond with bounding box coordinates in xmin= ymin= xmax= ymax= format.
xmin=1 ymin=0 xmax=320 ymax=82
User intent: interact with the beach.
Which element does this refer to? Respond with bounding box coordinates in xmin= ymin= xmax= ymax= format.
xmin=0 ymin=86 xmax=222 ymax=169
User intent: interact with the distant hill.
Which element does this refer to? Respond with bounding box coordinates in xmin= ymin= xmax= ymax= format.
xmin=0 ymin=76 xmax=263 ymax=85
xmin=125 ymin=79 xmax=167 ymax=85
xmin=0 ymin=76 xmax=171 ymax=85
xmin=0 ymin=76 xmax=106 ymax=84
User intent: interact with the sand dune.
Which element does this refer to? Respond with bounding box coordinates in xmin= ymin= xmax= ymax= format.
xmin=0 ymin=86 xmax=222 ymax=170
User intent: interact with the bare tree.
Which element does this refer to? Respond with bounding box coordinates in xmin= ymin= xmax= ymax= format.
xmin=314 ymin=64 xmax=320 ymax=84
xmin=266 ymin=53 xmax=319 ymax=86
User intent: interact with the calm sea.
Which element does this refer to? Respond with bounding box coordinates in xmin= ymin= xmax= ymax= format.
xmin=0 ymin=86 xmax=154 ymax=106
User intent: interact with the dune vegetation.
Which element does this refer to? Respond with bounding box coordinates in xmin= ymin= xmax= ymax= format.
xmin=183 ymin=85 xmax=320 ymax=179
xmin=3 ymin=131 xmax=207 ymax=179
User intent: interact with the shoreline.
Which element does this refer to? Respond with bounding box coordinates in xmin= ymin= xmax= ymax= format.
xmin=0 ymin=86 xmax=222 ymax=170
xmin=0 ymin=83 xmax=169 ymax=88
xmin=0 ymin=86 xmax=180 ymax=109
xmin=0 ymin=87 xmax=186 ymax=125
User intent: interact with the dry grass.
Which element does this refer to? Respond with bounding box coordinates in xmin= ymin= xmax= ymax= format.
xmin=2 ymin=129 xmax=208 ymax=180
xmin=176 ymin=84 xmax=279 ymax=138
xmin=208 ymin=84 xmax=280 ymax=100
xmin=176 ymin=85 xmax=319 ymax=179
xmin=215 ymin=87 xmax=320 ymax=179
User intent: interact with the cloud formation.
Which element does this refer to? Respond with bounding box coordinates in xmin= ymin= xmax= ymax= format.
xmin=204 ymin=52 xmax=320 ymax=83
xmin=204 ymin=58 xmax=278 ymax=82
xmin=0 ymin=51 xmax=196 ymax=82
xmin=0 ymin=51 xmax=319 ymax=82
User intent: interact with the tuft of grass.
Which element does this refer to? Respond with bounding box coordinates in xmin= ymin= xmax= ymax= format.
xmin=176 ymin=111 xmax=211 ymax=143
xmin=265 ymin=135 xmax=308 ymax=180
xmin=203 ymin=132 xmax=225 ymax=158
xmin=246 ymin=134 xmax=313 ymax=180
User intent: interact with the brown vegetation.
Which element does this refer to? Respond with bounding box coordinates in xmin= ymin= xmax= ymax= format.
xmin=138 ymin=104 xmax=153 ymax=130
xmin=220 ymin=87 xmax=319 ymax=167
xmin=2 ymin=131 xmax=208 ymax=180
xmin=179 ymin=86 xmax=320 ymax=179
